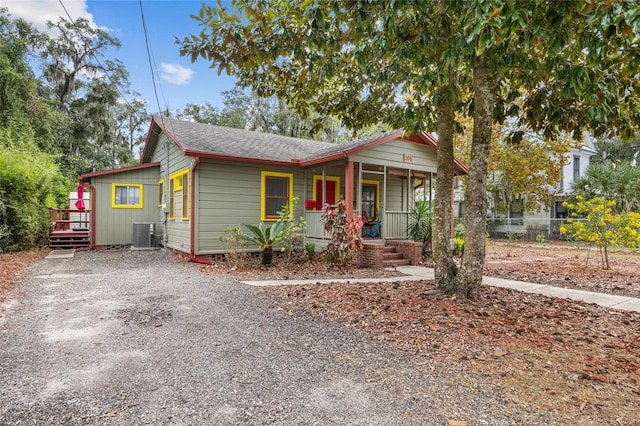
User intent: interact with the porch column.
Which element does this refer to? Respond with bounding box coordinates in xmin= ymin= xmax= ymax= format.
xmin=407 ymin=168 xmax=412 ymax=211
xmin=321 ymin=167 xmax=326 ymax=207
xmin=345 ymin=160 xmax=354 ymax=219
xmin=382 ymin=165 xmax=387 ymax=237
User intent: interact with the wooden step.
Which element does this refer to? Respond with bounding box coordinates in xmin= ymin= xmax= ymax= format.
xmin=49 ymin=231 xmax=90 ymax=249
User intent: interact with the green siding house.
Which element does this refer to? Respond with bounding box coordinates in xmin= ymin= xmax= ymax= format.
xmin=79 ymin=116 xmax=467 ymax=262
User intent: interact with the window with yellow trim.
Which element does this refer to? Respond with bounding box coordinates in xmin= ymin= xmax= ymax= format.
xmin=181 ymin=172 xmax=189 ymax=219
xmin=261 ymin=171 xmax=293 ymax=221
xmin=169 ymin=178 xmax=175 ymax=219
xmin=361 ymin=179 xmax=380 ymax=221
xmin=112 ymin=183 xmax=143 ymax=208
xmin=169 ymin=168 xmax=189 ymax=221
xmin=158 ymin=179 xmax=164 ymax=207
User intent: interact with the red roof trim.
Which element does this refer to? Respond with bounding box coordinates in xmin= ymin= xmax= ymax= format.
xmin=79 ymin=162 xmax=161 ymax=180
xmin=418 ymin=131 xmax=470 ymax=174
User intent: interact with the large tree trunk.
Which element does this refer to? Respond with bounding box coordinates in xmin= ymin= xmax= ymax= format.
xmin=453 ymin=55 xmax=496 ymax=300
xmin=432 ymin=85 xmax=458 ymax=291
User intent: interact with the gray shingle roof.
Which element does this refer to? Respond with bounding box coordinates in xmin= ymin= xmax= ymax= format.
xmin=157 ymin=116 xmax=337 ymax=163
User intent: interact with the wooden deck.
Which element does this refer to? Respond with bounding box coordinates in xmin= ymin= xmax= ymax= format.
xmin=49 ymin=208 xmax=91 ymax=249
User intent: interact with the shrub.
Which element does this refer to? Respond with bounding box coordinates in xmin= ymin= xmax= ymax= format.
xmin=561 ymin=195 xmax=640 ymax=269
xmin=276 ymin=196 xmax=306 ymax=266
xmin=321 ymin=201 xmax=363 ymax=268
xmin=0 ymin=141 xmax=69 ymax=253
xmin=304 ymin=242 xmax=315 ymax=261
xmin=453 ymin=223 xmax=464 ymax=256
xmin=219 ymin=226 xmax=248 ymax=268
xmin=407 ymin=200 xmax=433 ymax=256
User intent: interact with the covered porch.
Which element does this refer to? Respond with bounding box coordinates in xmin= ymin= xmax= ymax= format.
xmin=302 ymin=161 xmax=435 ymax=242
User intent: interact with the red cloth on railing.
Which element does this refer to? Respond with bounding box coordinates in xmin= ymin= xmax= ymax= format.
xmin=74 ymin=183 xmax=86 ymax=210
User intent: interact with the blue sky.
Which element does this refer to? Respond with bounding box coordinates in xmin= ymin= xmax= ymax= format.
xmin=1 ymin=0 xmax=238 ymax=114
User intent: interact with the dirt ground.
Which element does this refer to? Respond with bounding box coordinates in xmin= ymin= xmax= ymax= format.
xmin=199 ymin=241 xmax=640 ymax=425
xmin=2 ymin=242 xmax=639 ymax=425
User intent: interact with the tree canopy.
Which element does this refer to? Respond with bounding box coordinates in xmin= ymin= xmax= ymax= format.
xmin=0 ymin=8 xmax=150 ymax=252
xmin=180 ymin=0 xmax=640 ymax=299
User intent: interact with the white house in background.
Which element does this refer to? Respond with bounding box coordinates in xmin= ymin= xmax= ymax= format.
xmin=454 ymin=136 xmax=597 ymax=240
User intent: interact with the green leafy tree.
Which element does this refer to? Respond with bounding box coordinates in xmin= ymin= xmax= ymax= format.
xmin=0 ymin=9 xmax=60 ymax=153
xmin=561 ymin=196 xmax=640 ymax=269
xmin=176 ymin=102 xmax=223 ymax=124
xmin=38 ymin=16 xmax=141 ymax=177
xmin=115 ymin=98 xmax=150 ymax=158
xmin=180 ymin=0 xmax=640 ymax=299
xmin=592 ymin=136 xmax=640 ymax=167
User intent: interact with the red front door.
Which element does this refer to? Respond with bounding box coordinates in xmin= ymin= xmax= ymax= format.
xmin=315 ymin=180 xmax=337 ymax=209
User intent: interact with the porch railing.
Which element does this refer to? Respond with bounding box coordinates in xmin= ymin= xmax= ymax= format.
xmin=304 ymin=210 xmax=326 ymax=239
xmin=305 ymin=209 xmax=412 ymax=239
xmin=49 ymin=208 xmax=91 ymax=233
xmin=384 ymin=211 xmax=410 ymax=239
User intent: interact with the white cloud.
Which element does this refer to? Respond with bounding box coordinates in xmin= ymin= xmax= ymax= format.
xmin=160 ymin=62 xmax=194 ymax=85
xmin=1 ymin=0 xmax=96 ymax=33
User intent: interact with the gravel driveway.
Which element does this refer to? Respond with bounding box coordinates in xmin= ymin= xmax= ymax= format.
xmin=0 ymin=249 xmax=550 ymax=425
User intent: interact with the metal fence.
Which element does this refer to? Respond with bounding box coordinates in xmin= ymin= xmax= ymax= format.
xmin=483 ymin=217 xmax=584 ymax=241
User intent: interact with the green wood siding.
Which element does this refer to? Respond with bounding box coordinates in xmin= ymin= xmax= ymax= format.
xmin=91 ymin=167 xmax=159 ymax=246
xmin=351 ymin=139 xmax=438 ymax=172
xmin=195 ymin=159 xmax=304 ymax=254
xmin=149 ymin=133 xmax=192 ymax=253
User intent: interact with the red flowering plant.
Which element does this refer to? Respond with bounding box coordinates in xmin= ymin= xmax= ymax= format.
xmin=320 ymin=201 xmax=364 ymax=268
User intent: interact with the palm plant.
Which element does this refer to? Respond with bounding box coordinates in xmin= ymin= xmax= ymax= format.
xmin=407 ymin=200 xmax=433 ymax=256
xmin=572 ymin=161 xmax=640 ymax=213
xmin=239 ymin=220 xmax=287 ymax=266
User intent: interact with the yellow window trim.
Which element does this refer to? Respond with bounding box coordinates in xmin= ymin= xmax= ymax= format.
xmin=261 ymin=171 xmax=293 ymax=221
xmin=158 ymin=179 xmax=164 ymax=207
xmin=169 ymin=178 xmax=175 ymax=220
xmin=312 ymin=175 xmax=341 ymax=207
xmin=111 ymin=183 xmax=143 ymax=209
xmin=181 ymin=173 xmax=189 ymax=220
xmin=169 ymin=168 xmax=189 ymax=221
xmin=170 ymin=168 xmax=189 ymax=190
xmin=362 ymin=179 xmax=380 ymax=213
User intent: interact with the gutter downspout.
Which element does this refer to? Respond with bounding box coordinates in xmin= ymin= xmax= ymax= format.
xmin=188 ymin=157 xmax=210 ymax=264
xmin=85 ymin=181 xmax=96 ymax=249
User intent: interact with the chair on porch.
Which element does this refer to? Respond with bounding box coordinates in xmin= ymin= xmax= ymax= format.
xmin=361 ymin=211 xmax=380 ymax=237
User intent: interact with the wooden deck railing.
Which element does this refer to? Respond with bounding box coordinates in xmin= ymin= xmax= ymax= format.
xmin=49 ymin=208 xmax=91 ymax=232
